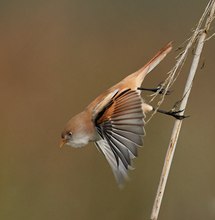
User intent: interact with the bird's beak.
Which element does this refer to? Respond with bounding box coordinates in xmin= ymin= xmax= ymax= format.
xmin=59 ymin=138 xmax=66 ymax=148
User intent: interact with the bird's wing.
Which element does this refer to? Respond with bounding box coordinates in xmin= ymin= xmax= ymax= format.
xmin=94 ymin=89 xmax=145 ymax=186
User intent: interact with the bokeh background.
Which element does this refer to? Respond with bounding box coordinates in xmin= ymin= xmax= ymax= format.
xmin=1 ymin=0 xmax=215 ymax=220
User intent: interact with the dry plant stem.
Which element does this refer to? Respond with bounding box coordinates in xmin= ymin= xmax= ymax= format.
xmin=150 ymin=1 xmax=215 ymax=220
xmin=146 ymin=0 xmax=215 ymax=124
xmin=150 ymin=32 xmax=205 ymax=220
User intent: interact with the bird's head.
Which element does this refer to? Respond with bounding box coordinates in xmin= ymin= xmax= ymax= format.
xmin=60 ymin=111 xmax=94 ymax=148
xmin=60 ymin=129 xmax=73 ymax=148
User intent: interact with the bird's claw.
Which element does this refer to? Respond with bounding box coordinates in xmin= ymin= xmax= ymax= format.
xmin=156 ymin=85 xmax=172 ymax=95
xmin=167 ymin=109 xmax=189 ymax=120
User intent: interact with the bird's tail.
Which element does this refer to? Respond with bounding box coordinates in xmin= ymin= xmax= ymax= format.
xmin=122 ymin=42 xmax=173 ymax=88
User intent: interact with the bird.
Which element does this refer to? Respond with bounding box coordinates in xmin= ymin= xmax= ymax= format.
xmin=60 ymin=42 xmax=175 ymax=186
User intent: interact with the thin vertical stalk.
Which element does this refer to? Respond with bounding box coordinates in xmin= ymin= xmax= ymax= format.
xmin=150 ymin=1 xmax=215 ymax=220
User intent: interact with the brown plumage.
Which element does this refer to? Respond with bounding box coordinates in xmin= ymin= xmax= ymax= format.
xmin=60 ymin=42 xmax=172 ymax=186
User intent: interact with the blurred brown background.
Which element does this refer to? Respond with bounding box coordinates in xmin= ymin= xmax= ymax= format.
xmin=1 ymin=0 xmax=215 ymax=220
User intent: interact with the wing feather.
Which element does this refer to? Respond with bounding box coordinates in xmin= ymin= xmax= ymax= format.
xmin=94 ymin=89 xmax=145 ymax=185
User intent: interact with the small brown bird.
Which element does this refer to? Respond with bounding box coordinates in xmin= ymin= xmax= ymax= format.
xmin=61 ymin=42 xmax=177 ymax=186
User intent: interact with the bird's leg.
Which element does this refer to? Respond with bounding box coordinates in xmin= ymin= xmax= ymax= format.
xmin=153 ymin=100 xmax=189 ymax=120
xmin=138 ymin=83 xmax=171 ymax=95
xmin=154 ymin=108 xmax=188 ymax=120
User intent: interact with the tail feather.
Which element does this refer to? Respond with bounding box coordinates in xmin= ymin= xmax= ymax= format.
xmin=123 ymin=42 xmax=173 ymax=88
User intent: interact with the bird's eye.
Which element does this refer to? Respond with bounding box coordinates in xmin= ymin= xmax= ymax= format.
xmin=68 ymin=132 xmax=72 ymax=136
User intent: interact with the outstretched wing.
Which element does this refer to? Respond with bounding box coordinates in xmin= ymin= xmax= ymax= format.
xmin=94 ymin=89 xmax=145 ymax=186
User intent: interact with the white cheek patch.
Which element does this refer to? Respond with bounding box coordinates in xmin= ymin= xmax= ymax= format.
xmin=67 ymin=134 xmax=90 ymax=148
